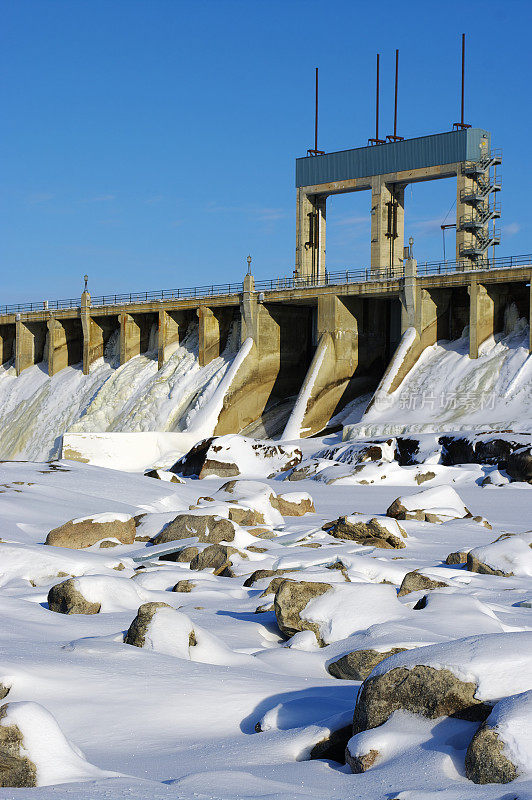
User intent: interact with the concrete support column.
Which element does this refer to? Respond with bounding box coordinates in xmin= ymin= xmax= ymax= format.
xmin=295 ymin=189 xmax=326 ymax=282
xmin=240 ymin=273 xmax=258 ymax=345
xmin=317 ymin=294 xmax=358 ymax=380
xmin=198 ymin=307 xmax=220 ymax=367
xmin=158 ymin=309 xmax=181 ymax=370
xmin=371 ymin=178 xmax=405 ymax=275
xmin=47 ymin=318 xmax=69 ymax=376
xmin=119 ymin=313 xmax=141 ymax=365
xmin=469 ymin=279 xmax=494 ymax=359
xmin=15 ymin=319 xmax=35 ymax=376
xmin=400 ymin=257 xmax=417 ymax=334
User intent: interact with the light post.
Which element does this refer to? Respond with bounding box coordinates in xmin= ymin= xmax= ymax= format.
xmin=246 ymin=255 xmax=252 ymax=275
xmin=84 ymin=274 xmax=88 ymax=291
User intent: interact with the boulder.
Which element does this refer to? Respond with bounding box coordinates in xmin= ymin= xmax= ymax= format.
xmin=386 ymin=485 xmax=470 ymax=522
xmin=327 ymin=648 xmax=407 ymax=681
xmin=352 ymin=664 xmax=490 ymax=735
xmin=464 ymin=691 xmax=531 ymax=784
xmin=170 ymin=435 xmax=302 ymax=479
xmin=124 ymin=603 xmax=198 ymax=659
xmin=48 ymin=579 xmax=101 ymax=615
xmin=271 ymin=492 xmax=315 ymax=517
xmin=465 ymin=724 xmax=518 ymax=784
xmin=45 ymin=513 xmax=135 ymax=549
xmin=189 ymin=544 xmax=246 ymax=577
xmin=227 ymin=507 xmax=265 ymax=526
xmin=0 ymin=705 xmax=36 ymax=787
xmin=446 ymin=551 xmax=468 ymax=565
xmin=243 ymin=568 xmax=291 ymax=588
xmin=150 ymin=514 xmax=236 ymax=546
xmin=466 ymin=534 xmax=532 ymax=578
xmin=159 ymin=545 xmax=199 ymax=564
xmin=273 ymin=580 xmax=331 ymax=641
xmin=172 ymin=580 xmax=196 ymax=593
xmin=324 ymin=517 xmax=406 ymax=549
xmin=398 ymin=571 xmax=450 ymax=597
xmin=0 ymin=701 xmax=109 ymax=787
xmin=345 ymin=747 xmax=380 ymax=774
xmin=503 ymin=446 xmax=532 ymax=483
xmin=467 ymin=552 xmax=510 ymax=577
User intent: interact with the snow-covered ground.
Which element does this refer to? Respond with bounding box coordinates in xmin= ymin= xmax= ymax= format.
xmin=0 ymin=430 xmax=530 ymax=798
xmin=0 ymin=309 xmax=531 ymax=798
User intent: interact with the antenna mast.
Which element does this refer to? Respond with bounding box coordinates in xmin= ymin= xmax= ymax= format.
xmin=387 ymin=49 xmax=404 ymax=142
xmin=369 ymin=54 xmax=385 ymax=145
xmin=307 ymin=67 xmax=325 ymax=156
xmin=453 ymin=34 xmax=471 ymax=130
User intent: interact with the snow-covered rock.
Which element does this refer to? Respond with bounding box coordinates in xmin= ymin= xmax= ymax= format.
xmin=45 ymin=513 xmax=136 ymax=549
xmin=171 ymin=435 xmax=302 ymax=479
xmin=386 ymin=485 xmax=470 ymax=521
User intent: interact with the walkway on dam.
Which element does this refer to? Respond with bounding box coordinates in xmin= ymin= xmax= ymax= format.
xmin=1 ymin=252 xmax=531 ymax=317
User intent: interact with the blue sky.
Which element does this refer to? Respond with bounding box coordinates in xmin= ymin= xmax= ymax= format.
xmin=1 ymin=0 xmax=531 ymax=303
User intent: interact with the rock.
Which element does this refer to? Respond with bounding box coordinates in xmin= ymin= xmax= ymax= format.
xmin=465 ymin=724 xmax=519 ymax=784
xmin=48 ymin=579 xmax=101 ymax=615
xmin=172 ymin=580 xmax=196 ymax=593
xmin=386 ymin=485 xmax=470 ymax=522
xmin=0 ymin=706 xmax=38 ymax=787
xmin=345 ymin=747 xmax=380 ymax=774
xmin=243 ymin=568 xmax=293 ymax=588
xmin=227 ymin=507 xmax=265 ymax=526
xmin=151 ymin=514 xmax=236 ymax=546
xmin=159 ymin=545 xmax=199 ymax=563
xmin=271 ymin=492 xmax=315 ymax=516
xmin=446 ymin=551 xmax=468 ymax=565
xmin=327 ymin=648 xmax=407 ymax=681
xmin=260 ymin=576 xmax=295 ymax=598
xmin=124 ymin=603 xmax=199 ymax=659
xmin=247 ymin=527 xmax=275 ymax=539
xmin=124 ymin=602 xmax=197 ymax=652
xmin=273 ymin=580 xmax=331 ymax=642
xmin=124 ymin=602 xmax=175 ymax=648
xmin=398 ymin=571 xmax=450 ymax=597
xmin=352 ymin=665 xmax=490 ymax=735
xmin=501 ymin=445 xmax=532 ymax=484
xmin=467 ymin=552 xmax=511 ymax=577
xmin=246 ymin=545 xmax=267 ymax=553
xmin=325 ymin=517 xmax=406 ymax=549
xmin=45 ymin=513 xmax=135 ymax=549
xmin=144 ymin=469 xmax=184 ymax=483
xmin=189 ymin=544 xmax=246 ymax=577
xmin=170 ymin=435 xmax=302 ymax=479
xmin=414 ymin=471 xmax=436 ymax=485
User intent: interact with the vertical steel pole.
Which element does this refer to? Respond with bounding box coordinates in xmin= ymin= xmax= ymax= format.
xmin=315 ymin=67 xmax=319 ymax=155
xmin=394 ymin=49 xmax=399 ymax=139
xmin=376 ymin=54 xmax=380 ymax=142
xmin=461 ymin=33 xmax=465 ymax=127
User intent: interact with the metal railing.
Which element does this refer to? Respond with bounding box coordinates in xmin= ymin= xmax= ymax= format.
xmin=1 ymin=253 xmax=531 ymax=317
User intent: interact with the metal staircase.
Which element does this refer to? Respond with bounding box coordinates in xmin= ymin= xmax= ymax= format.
xmin=458 ymin=149 xmax=502 ymax=264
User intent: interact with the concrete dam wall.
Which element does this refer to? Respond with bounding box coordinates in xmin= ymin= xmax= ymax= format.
xmin=0 ymin=262 xmax=531 ymax=460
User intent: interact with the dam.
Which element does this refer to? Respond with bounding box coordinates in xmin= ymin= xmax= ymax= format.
xmin=1 ymin=127 xmax=530 ymax=439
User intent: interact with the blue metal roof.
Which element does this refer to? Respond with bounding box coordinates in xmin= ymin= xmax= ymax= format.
xmin=295 ymin=128 xmax=490 ymax=188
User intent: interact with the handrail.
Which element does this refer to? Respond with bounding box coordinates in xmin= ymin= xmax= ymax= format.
xmin=1 ymin=253 xmax=531 ymax=317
